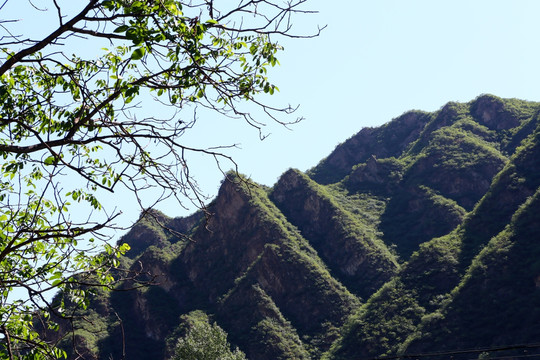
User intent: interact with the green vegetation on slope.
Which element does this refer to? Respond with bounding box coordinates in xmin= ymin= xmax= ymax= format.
xmin=325 ymin=279 xmax=425 ymax=360
xmin=51 ymin=95 xmax=540 ymax=360
xmin=401 ymin=188 xmax=540 ymax=358
xmin=270 ymin=169 xmax=398 ymax=298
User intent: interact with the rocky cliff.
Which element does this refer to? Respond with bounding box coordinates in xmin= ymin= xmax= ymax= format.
xmin=60 ymin=94 xmax=540 ymax=360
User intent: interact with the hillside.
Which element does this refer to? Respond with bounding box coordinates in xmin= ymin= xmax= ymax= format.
xmin=55 ymin=94 xmax=540 ymax=359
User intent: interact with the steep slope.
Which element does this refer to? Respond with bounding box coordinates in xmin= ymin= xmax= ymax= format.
xmin=217 ymin=283 xmax=311 ymax=359
xmin=397 ymin=123 xmax=540 ymax=311
xmin=402 ymin=187 xmax=540 ymax=359
xmin=326 ymin=278 xmax=425 ymax=359
xmin=270 ymin=169 xmax=398 ymax=299
xmin=53 ymin=95 xmax=540 ymax=360
xmin=96 ymin=175 xmax=359 ymax=360
xmin=378 ymin=122 xmax=505 ymax=257
xmin=325 ymin=96 xmax=540 ymax=360
xmin=308 ymin=110 xmax=431 ymax=184
xmin=218 ymin=241 xmax=357 ymax=359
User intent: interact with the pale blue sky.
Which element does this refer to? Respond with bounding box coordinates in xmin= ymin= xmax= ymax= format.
xmin=4 ymin=1 xmax=540 ymax=227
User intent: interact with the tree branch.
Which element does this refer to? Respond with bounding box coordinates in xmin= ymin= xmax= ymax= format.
xmin=0 ymin=0 xmax=99 ymax=76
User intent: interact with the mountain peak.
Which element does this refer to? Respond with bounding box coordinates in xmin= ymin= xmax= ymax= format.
xmin=58 ymin=96 xmax=540 ymax=360
xmin=470 ymin=94 xmax=521 ymax=130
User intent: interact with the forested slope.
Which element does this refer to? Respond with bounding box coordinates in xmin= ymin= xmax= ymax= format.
xmin=57 ymin=94 xmax=540 ymax=359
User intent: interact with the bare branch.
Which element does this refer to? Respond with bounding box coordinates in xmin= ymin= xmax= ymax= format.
xmin=70 ymin=27 xmax=128 ymax=40
xmin=0 ymin=0 xmax=100 ymax=76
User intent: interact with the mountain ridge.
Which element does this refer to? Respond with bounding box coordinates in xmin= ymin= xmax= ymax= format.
xmin=56 ymin=94 xmax=540 ymax=360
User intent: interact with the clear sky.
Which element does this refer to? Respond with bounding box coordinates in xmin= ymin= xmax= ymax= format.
xmin=4 ymin=1 xmax=540 ymax=229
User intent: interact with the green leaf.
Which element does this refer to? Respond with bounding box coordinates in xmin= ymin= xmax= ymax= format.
xmin=44 ymin=156 xmax=56 ymax=166
xmin=114 ymin=25 xmax=129 ymax=33
xmin=125 ymin=86 xmax=139 ymax=98
xmin=165 ymin=2 xmax=181 ymax=16
xmin=131 ymin=47 xmax=146 ymax=60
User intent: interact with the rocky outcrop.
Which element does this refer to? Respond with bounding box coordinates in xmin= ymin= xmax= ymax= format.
xmin=405 ymin=127 xmax=507 ymax=210
xmin=58 ymin=95 xmax=540 ymax=360
xmin=219 ymin=242 xmax=357 ymax=358
xmin=271 ymin=169 xmax=398 ymax=298
xmin=470 ymin=94 xmax=523 ymax=130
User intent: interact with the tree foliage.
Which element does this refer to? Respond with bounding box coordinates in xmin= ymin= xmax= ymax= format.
xmin=0 ymin=0 xmax=317 ymax=358
xmin=173 ymin=311 xmax=246 ymax=360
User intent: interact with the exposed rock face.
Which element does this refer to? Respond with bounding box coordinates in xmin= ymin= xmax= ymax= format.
xmin=271 ymin=168 xmax=398 ymax=298
xmin=470 ymin=94 xmax=522 ymax=130
xmin=97 ymin=175 xmax=362 ymax=359
xmin=232 ymin=243 xmax=357 ymax=343
xmin=178 ymin=179 xmax=275 ymax=302
xmin=58 ymin=95 xmax=540 ymax=360
xmin=405 ymin=127 xmax=507 ymax=210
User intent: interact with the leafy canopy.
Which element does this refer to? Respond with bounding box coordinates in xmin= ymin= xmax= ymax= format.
xmin=173 ymin=311 xmax=246 ymax=360
xmin=0 ymin=0 xmax=317 ymax=358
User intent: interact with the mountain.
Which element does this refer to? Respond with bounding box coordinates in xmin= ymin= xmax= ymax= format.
xmin=56 ymin=94 xmax=540 ymax=359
